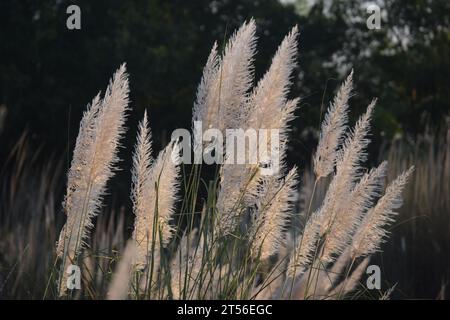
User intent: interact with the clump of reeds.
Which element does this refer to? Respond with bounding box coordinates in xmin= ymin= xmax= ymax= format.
xmin=56 ymin=64 xmax=129 ymax=295
xmin=51 ymin=21 xmax=413 ymax=300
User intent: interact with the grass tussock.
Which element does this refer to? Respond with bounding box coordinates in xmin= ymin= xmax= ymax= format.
xmin=0 ymin=21 xmax=420 ymax=300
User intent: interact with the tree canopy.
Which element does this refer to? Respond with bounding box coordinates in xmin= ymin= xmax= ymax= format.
xmin=0 ymin=0 xmax=448 ymax=159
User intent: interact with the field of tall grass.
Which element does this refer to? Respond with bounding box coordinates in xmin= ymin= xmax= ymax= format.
xmin=1 ymin=21 xmax=447 ymax=300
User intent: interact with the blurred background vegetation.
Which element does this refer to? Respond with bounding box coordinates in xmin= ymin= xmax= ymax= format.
xmin=1 ymin=0 xmax=448 ymax=155
xmin=0 ymin=0 xmax=449 ymax=299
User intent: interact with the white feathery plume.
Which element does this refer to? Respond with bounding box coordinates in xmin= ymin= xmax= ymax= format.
xmin=56 ymin=64 xmax=129 ymax=295
xmin=130 ymin=111 xmax=153 ymax=269
xmin=316 ymin=100 xmax=376 ymax=239
xmin=246 ymin=98 xmax=299 ymax=199
xmin=192 ymin=42 xmax=220 ymax=129
xmin=335 ymin=99 xmax=376 ymax=183
xmin=215 ymin=26 xmax=300 ymax=236
xmin=243 ymin=26 xmax=299 ymax=186
xmin=313 ymin=71 xmax=353 ymax=179
xmin=321 ymin=161 xmax=387 ymax=262
xmin=277 ymin=98 xmax=300 ymax=158
xmin=287 ymin=214 xmax=320 ymax=278
xmin=351 ymin=166 xmax=414 ymax=258
xmin=250 ymin=167 xmax=298 ymax=260
xmin=218 ymin=19 xmax=257 ymax=129
xmin=245 ymin=26 xmax=299 ymax=131
xmin=215 ymin=98 xmax=299 ymax=236
xmin=192 ymin=19 xmax=256 ymax=133
xmin=132 ymin=137 xmax=181 ymax=269
xmin=253 ymin=97 xmax=299 ymax=172
xmin=149 ymin=140 xmax=181 ymax=244
xmin=215 ymin=163 xmax=252 ymax=235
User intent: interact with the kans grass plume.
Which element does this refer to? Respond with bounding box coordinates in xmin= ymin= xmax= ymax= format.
xmin=56 ymin=64 xmax=129 ymax=294
xmin=131 ymin=113 xmax=181 ymax=270
xmin=191 ymin=19 xmax=258 ymax=236
xmin=251 ymin=167 xmax=298 ymax=261
xmin=192 ymin=19 xmax=256 ymax=132
xmin=351 ymin=166 xmax=414 ymax=258
xmin=215 ymin=25 xmax=299 ymax=236
xmin=313 ymin=71 xmax=353 ymax=179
